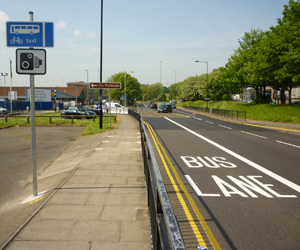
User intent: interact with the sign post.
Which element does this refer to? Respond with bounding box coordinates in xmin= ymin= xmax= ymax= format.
xmin=90 ymin=82 xmax=121 ymax=129
xmin=7 ymin=12 xmax=54 ymax=197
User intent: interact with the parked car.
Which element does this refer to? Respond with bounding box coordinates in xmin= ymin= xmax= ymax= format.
xmin=291 ymin=101 xmax=300 ymax=105
xmin=158 ymin=103 xmax=172 ymax=113
xmin=151 ymin=103 xmax=157 ymax=109
xmin=0 ymin=107 xmax=8 ymax=115
xmin=84 ymin=106 xmax=100 ymax=115
xmin=61 ymin=106 xmax=96 ymax=119
xmin=171 ymin=104 xmax=176 ymax=109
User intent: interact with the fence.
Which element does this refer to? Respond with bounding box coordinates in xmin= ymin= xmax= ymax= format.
xmin=0 ymin=101 xmax=64 ymax=113
xmin=129 ymin=108 xmax=185 ymax=250
xmin=184 ymin=105 xmax=246 ymax=121
xmin=0 ymin=115 xmax=116 ymax=124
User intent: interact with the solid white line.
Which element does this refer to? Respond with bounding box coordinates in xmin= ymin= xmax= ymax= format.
xmin=276 ymin=140 xmax=300 ymax=149
xmin=185 ymin=175 xmax=220 ymax=197
xmin=164 ymin=117 xmax=300 ymax=194
xmin=241 ymin=131 xmax=267 ymax=139
xmin=218 ymin=125 xmax=232 ymax=130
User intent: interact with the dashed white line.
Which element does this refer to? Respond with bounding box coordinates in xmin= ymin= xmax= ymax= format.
xmin=205 ymin=121 xmax=214 ymax=124
xmin=218 ymin=125 xmax=232 ymax=130
xmin=276 ymin=140 xmax=300 ymax=149
xmin=241 ymin=131 xmax=266 ymax=139
xmin=197 ymin=118 xmax=202 ymax=121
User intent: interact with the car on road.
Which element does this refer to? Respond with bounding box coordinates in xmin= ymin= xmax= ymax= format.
xmin=151 ymin=103 xmax=157 ymax=109
xmin=0 ymin=107 xmax=8 ymax=115
xmin=61 ymin=106 xmax=96 ymax=119
xmin=158 ymin=103 xmax=172 ymax=113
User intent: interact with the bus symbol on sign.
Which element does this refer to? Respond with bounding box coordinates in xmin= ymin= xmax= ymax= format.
xmin=10 ymin=24 xmax=40 ymax=35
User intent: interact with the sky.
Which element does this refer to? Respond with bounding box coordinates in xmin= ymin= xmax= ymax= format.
xmin=0 ymin=0 xmax=289 ymax=88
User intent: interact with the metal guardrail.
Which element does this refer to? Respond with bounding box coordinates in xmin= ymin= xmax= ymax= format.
xmin=184 ymin=105 xmax=246 ymax=121
xmin=129 ymin=108 xmax=185 ymax=250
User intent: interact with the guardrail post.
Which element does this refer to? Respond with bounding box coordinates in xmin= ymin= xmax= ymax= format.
xmin=27 ymin=115 xmax=29 ymax=124
xmin=49 ymin=116 xmax=52 ymax=124
xmin=5 ymin=115 xmax=8 ymax=123
xmin=71 ymin=115 xmax=74 ymax=124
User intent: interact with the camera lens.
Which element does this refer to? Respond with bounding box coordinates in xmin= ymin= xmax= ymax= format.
xmin=22 ymin=61 xmax=30 ymax=69
xmin=27 ymin=54 xmax=33 ymax=59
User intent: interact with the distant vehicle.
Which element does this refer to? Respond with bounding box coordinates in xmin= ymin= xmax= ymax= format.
xmin=84 ymin=106 xmax=100 ymax=115
xmin=61 ymin=106 xmax=96 ymax=119
xmin=107 ymin=102 xmax=124 ymax=108
xmin=0 ymin=107 xmax=8 ymax=115
xmin=158 ymin=103 xmax=172 ymax=113
xmin=151 ymin=103 xmax=157 ymax=109
xmin=171 ymin=104 xmax=176 ymax=109
xmin=291 ymin=101 xmax=300 ymax=105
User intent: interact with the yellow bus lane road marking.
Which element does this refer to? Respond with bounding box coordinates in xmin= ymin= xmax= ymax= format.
xmin=144 ymin=121 xmax=221 ymax=250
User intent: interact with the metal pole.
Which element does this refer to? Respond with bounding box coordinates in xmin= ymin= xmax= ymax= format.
xmin=160 ymin=61 xmax=162 ymax=84
xmin=85 ymin=69 xmax=89 ymax=105
xmin=1 ymin=73 xmax=7 ymax=109
xmin=206 ymin=62 xmax=208 ymax=108
xmin=109 ymin=89 xmax=111 ymax=129
xmin=125 ymin=72 xmax=126 ymax=107
xmin=99 ymin=0 xmax=103 ymax=129
xmin=29 ymin=11 xmax=37 ymax=196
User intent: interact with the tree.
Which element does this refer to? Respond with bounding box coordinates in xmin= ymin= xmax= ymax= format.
xmin=109 ymin=72 xmax=142 ymax=104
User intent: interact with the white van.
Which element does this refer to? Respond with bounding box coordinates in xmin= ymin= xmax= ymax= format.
xmin=107 ymin=102 xmax=123 ymax=108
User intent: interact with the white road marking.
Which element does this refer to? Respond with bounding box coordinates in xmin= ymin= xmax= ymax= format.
xmin=218 ymin=125 xmax=232 ymax=130
xmin=205 ymin=121 xmax=214 ymax=124
xmin=164 ymin=117 xmax=300 ymax=194
xmin=241 ymin=131 xmax=267 ymax=139
xmin=197 ymin=118 xmax=202 ymax=121
xmin=185 ymin=175 xmax=220 ymax=196
xmin=276 ymin=140 xmax=300 ymax=149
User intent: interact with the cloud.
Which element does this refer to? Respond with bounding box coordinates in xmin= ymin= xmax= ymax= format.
xmin=74 ymin=29 xmax=82 ymax=36
xmin=0 ymin=11 xmax=9 ymax=30
xmin=55 ymin=20 xmax=66 ymax=29
xmin=88 ymin=32 xmax=96 ymax=38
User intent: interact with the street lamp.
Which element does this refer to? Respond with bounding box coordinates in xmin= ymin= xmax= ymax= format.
xmin=195 ymin=60 xmax=209 ymax=108
xmin=85 ymin=69 xmax=89 ymax=105
xmin=124 ymin=71 xmax=134 ymax=107
xmin=1 ymin=73 xmax=8 ymax=109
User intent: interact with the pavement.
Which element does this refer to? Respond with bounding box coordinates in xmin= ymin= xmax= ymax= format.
xmin=3 ymin=114 xmax=151 ymax=250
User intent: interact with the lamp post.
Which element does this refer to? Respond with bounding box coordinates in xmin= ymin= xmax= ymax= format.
xmin=160 ymin=61 xmax=162 ymax=85
xmin=195 ymin=60 xmax=209 ymax=108
xmin=85 ymin=69 xmax=89 ymax=105
xmin=124 ymin=71 xmax=134 ymax=107
xmin=1 ymin=73 xmax=8 ymax=109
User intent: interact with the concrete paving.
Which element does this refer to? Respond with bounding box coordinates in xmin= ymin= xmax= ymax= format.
xmin=4 ymin=115 xmax=151 ymax=250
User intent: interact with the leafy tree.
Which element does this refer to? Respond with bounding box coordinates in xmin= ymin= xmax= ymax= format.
xmin=109 ymin=72 xmax=142 ymax=104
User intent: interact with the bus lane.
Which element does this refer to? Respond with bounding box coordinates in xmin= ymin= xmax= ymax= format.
xmin=144 ymin=116 xmax=300 ymax=250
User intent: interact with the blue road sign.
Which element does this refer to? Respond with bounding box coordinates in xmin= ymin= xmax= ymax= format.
xmin=6 ymin=22 xmax=54 ymax=48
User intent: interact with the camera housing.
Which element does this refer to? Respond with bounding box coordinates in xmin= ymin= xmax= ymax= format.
xmin=20 ymin=52 xmax=42 ymax=70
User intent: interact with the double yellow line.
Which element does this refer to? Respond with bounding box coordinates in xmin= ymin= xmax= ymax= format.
xmin=143 ymin=120 xmax=221 ymax=250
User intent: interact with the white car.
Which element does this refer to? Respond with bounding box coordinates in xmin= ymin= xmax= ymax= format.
xmin=0 ymin=107 xmax=8 ymax=115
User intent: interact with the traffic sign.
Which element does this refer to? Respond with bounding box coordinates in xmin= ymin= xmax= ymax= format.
xmin=6 ymin=22 xmax=54 ymax=47
xmin=16 ymin=49 xmax=46 ymax=75
xmin=90 ymin=82 xmax=121 ymax=89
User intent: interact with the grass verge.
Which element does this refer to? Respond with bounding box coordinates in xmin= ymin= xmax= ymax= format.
xmin=0 ymin=112 xmax=118 ymax=136
xmin=177 ymin=100 xmax=300 ymax=124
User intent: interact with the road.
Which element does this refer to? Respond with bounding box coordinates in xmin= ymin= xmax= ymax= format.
xmin=139 ymin=103 xmax=300 ymax=250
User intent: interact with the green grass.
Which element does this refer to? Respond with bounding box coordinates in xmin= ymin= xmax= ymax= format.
xmin=0 ymin=112 xmax=118 ymax=135
xmin=178 ymin=101 xmax=300 ymax=124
